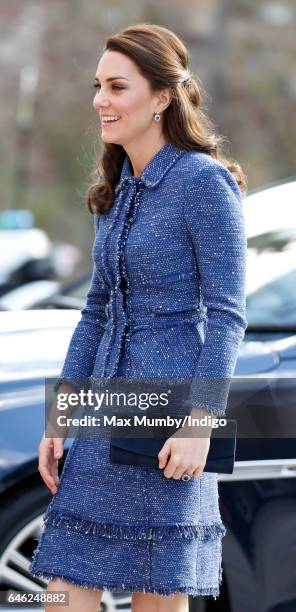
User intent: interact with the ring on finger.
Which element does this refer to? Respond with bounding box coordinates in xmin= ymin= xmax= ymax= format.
xmin=181 ymin=472 xmax=192 ymax=481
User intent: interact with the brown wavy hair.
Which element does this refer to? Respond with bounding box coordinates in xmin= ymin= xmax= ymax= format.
xmin=86 ymin=23 xmax=247 ymax=215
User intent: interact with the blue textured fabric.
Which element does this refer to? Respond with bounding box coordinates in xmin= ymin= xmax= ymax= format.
xmin=52 ymin=141 xmax=247 ymax=415
xmin=30 ymin=142 xmax=247 ymax=598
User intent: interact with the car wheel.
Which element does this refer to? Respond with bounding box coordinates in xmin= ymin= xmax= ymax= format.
xmin=0 ymin=483 xmax=132 ymax=611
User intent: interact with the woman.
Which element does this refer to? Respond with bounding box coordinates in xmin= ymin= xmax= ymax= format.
xmin=30 ymin=23 xmax=248 ymax=612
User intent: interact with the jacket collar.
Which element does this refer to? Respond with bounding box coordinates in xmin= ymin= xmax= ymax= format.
xmin=115 ymin=142 xmax=185 ymax=194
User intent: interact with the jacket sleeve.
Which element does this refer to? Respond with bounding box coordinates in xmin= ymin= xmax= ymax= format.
xmin=53 ymin=213 xmax=110 ymax=394
xmin=182 ymin=162 xmax=248 ymax=416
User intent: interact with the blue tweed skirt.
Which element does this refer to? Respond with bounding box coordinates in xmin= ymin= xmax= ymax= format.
xmin=29 ymin=356 xmax=227 ymax=599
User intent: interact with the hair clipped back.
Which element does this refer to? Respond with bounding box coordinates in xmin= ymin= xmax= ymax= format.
xmin=87 ymin=23 xmax=247 ymax=215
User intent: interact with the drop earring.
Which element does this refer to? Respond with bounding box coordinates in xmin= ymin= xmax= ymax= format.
xmin=154 ymin=112 xmax=161 ymax=122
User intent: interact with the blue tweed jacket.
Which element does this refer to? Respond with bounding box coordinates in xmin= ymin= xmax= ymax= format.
xmin=54 ymin=142 xmax=247 ymax=416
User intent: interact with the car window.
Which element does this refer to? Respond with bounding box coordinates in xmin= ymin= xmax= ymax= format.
xmin=246 ymin=228 xmax=296 ymax=327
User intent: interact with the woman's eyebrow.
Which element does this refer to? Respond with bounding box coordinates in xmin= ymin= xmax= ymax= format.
xmin=94 ymin=76 xmax=130 ymax=82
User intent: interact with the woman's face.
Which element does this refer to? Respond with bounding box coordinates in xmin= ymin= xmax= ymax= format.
xmin=93 ymin=50 xmax=168 ymax=146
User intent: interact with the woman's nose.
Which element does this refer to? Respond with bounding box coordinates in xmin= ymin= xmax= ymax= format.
xmin=93 ymin=95 xmax=110 ymax=112
xmin=93 ymin=88 xmax=110 ymax=108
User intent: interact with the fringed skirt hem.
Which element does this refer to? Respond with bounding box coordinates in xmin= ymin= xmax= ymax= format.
xmin=29 ymin=568 xmax=222 ymax=600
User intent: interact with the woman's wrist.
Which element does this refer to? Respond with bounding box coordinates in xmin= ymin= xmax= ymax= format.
xmin=187 ymin=406 xmax=213 ymax=438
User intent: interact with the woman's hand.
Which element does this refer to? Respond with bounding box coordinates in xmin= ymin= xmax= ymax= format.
xmin=158 ymin=435 xmax=211 ymax=480
xmin=38 ymin=382 xmax=74 ymax=494
xmin=38 ymin=436 xmax=65 ymax=495
xmin=158 ymin=406 xmax=212 ymax=480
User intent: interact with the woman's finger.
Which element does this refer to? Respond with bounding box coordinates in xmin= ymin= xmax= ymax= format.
xmin=172 ymin=462 xmax=196 ymax=480
xmin=38 ymin=461 xmax=57 ymax=493
xmin=38 ymin=439 xmax=58 ymax=494
xmin=192 ymin=465 xmax=205 ymax=478
xmin=53 ymin=438 xmax=64 ymax=460
xmin=38 ymin=456 xmax=56 ymax=488
xmin=163 ymin=453 xmax=182 ymax=479
xmin=158 ymin=441 xmax=171 ymax=469
xmin=51 ymin=458 xmax=60 ymax=486
xmin=52 ymin=439 xmax=64 ymax=486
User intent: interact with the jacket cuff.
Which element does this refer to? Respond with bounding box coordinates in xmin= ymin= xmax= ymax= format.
xmin=53 ymin=377 xmax=90 ymax=395
xmin=182 ymin=377 xmax=232 ymax=418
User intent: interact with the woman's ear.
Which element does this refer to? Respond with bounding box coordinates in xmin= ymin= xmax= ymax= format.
xmin=155 ymin=87 xmax=173 ymax=113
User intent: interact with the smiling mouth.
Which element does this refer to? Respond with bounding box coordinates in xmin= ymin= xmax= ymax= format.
xmin=101 ymin=117 xmax=121 ymax=125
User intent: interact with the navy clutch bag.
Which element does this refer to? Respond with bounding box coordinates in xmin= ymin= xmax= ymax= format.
xmin=110 ymin=418 xmax=237 ymax=474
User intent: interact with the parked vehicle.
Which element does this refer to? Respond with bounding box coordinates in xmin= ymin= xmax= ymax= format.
xmin=0 ymin=209 xmax=81 ymax=301
xmin=0 ymin=308 xmax=296 ymax=611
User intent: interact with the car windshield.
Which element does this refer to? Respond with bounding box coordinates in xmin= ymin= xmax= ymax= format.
xmin=246 ymin=228 xmax=296 ymax=327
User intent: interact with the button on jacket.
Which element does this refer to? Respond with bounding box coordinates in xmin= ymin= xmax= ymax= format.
xmin=54 ymin=142 xmax=247 ymax=416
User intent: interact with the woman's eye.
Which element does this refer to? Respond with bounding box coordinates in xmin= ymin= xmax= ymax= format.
xmin=93 ymin=83 xmax=124 ymax=91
